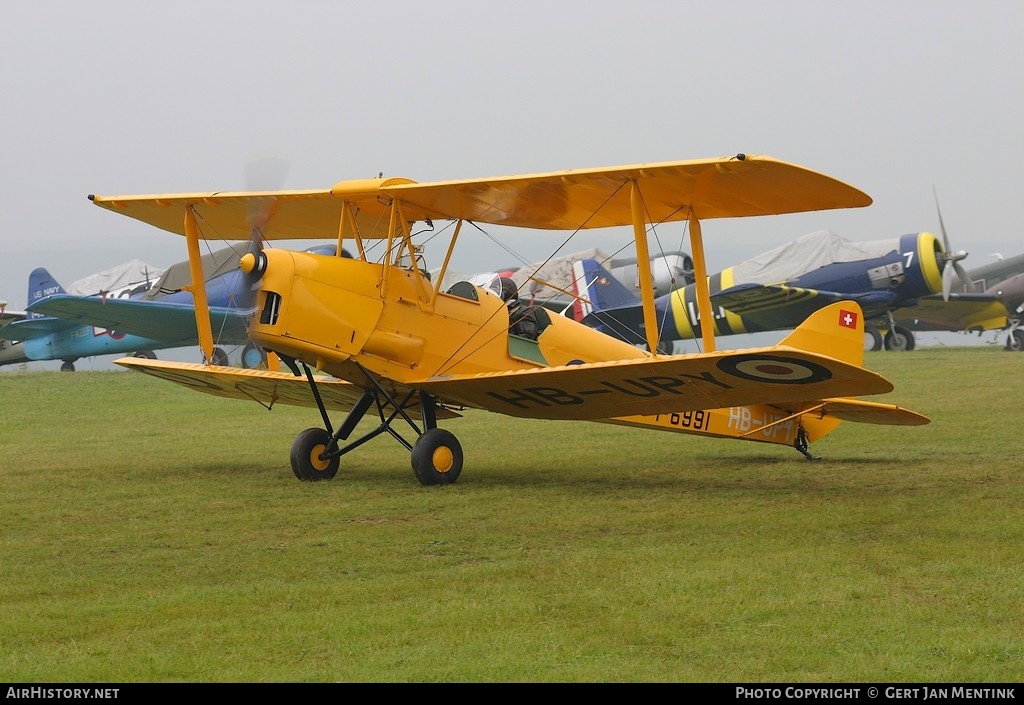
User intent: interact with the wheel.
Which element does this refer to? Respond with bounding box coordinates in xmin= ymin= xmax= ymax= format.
xmin=289 ymin=428 xmax=340 ymax=482
xmin=884 ymin=325 xmax=915 ymax=351
xmin=241 ymin=341 xmax=267 ymax=369
xmin=864 ymin=327 xmax=883 ymax=352
xmin=60 ymin=361 xmax=75 ymax=372
xmin=210 ymin=347 xmax=229 ymax=366
xmin=411 ymin=428 xmax=463 ymax=486
xmin=134 ymin=350 xmax=157 ymax=359
xmin=1007 ymin=329 xmax=1024 ymax=352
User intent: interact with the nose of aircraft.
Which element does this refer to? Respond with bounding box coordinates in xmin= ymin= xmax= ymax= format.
xmin=239 ymin=251 xmax=268 ymax=278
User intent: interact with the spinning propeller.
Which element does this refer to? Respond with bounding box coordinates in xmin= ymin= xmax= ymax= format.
xmin=240 ymin=156 xmax=290 ymax=304
xmin=934 ymin=186 xmax=975 ymax=301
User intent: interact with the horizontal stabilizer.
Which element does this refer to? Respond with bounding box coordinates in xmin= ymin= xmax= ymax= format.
xmin=812 ymin=398 xmax=929 ymax=426
xmin=0 ymin=316 xmax=79 ymax=341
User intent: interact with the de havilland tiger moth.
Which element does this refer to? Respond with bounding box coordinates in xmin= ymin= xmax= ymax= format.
xmin=86 ymin=154 xmax=929 ymax=486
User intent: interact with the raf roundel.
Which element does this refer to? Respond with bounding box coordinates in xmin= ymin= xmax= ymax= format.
xmin=716 ymin=354 xmax=833 ymax=384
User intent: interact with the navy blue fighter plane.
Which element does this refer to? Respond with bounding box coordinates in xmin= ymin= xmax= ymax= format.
xmin=573 ymin=229 xmax=1001 ymax=352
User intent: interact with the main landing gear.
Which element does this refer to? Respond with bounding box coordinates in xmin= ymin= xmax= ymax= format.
xmin=864 ymin=323 xmax=916 ymax=351
xmin=286 ymin=360 xmax=463 ymax=486
xmin=1006 ymin=329 xmax=1024 ymax=352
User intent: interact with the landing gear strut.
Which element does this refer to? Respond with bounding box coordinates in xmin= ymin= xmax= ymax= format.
xmin=289 ymin=360 xmax=463 ymax=486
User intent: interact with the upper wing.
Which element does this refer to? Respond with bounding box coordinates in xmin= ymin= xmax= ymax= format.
xmin=892 ymin=293 xmax=1008 ymax=332
xmin=411 ymin=347 xmax=893 ymax=421
xmin=114 ymin=357 xmax=462 ymax=420
xmin=28 ymin=295 xmax=251 ymax=345
xmin=88 ymin=155 xmax=871 ymax=240
xmin=713 ymin=283 xmax=899 ymax=325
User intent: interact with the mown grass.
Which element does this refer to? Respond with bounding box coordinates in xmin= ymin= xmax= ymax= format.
xmin=1 ymin=347 xmax=1022 ymax=682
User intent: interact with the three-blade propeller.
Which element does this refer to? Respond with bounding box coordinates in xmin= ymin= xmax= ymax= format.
xmin=935 ymin=186 xmax=974 ymax=301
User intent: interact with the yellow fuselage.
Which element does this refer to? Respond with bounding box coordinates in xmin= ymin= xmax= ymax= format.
xmin=246 ymin=250 xmax=649 ymax=389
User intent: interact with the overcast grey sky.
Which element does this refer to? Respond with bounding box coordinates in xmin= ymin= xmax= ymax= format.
xmin=2 ymin=0 xmax=1022 ymax=365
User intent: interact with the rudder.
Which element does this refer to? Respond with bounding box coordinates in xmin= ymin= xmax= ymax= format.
xmin=778 ymin=301 xmax=865 ymax=367
xmin=27 ymin=268 xmax=66 ymax=320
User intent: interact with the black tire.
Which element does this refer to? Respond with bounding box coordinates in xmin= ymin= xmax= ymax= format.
xmin=134 ymin=350 xmax=157 ymax=360
xmin=1007 ymin=329 xmax=1024 ymax=352
xmin=290 ymin=428 xmax=340 ymax=482
xmin=864 ymin=327 xmax=883 ymax=352
xmin=60 ymin=361 xmax=75 ymax=372
xmin=884 ymin=326 xmax=915 ymax=351
xmin=241 ymin=341 xmax=267 ymax=369
xmin=210 ymin=347 xmax=229 ymax=366
xmin=411 ymin=428 xmax=463 ymax=486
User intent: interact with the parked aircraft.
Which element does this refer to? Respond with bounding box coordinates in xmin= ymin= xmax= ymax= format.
xmin=893 ymin=251 xmax=1024 ymax=351
xmin=0 ymin=300 xmax=28 ymax=367
xmin=1 ymin=261 xmax=167 ymax=370
xmin=1 ymin=300 xmax=26 ymax=324
xmin=87 ymin=154 xmax=927 ymax=485
xmin=442 ymin=248 xmax=694 ymax=317
xmin=19 ymin=244 xmax=350 ymax=370
xmin=0 ymin=247 xmax=263 ymax=370
xmin=573 ymin=228 xmax=994 ymax=352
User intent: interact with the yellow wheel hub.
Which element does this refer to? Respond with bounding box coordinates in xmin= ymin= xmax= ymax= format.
xmin=309 ymin=443 xmax=331 ymax=472
xmin=432 ymin=446 xmax=454 ymax=474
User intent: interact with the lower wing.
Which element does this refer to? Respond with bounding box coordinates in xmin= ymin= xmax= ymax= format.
xmin=412 ymin=347 xmax=894 ymax=421
xmin=892 ymin=293 xmax=1008 ymax=332
xmin=114 ymin=357 xmax=462 ymax=420
xmin=713 ymin=283 xmax=899 ymax=327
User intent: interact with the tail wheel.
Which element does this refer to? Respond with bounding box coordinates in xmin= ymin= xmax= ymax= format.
xmin=290 ymin=428 xmax=340 ymax=482
xmin=411 ymin=428 xmax=463 ymax=486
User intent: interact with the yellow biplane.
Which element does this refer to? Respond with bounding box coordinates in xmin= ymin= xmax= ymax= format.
xmin=89 ymin=154 xmax=929 ymax=485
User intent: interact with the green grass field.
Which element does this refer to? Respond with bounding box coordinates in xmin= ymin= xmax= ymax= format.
xmin=1 ymin=347 xmax=1022 ymax=682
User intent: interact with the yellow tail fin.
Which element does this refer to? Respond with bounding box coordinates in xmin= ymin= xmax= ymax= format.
xmin=777 ymin=301 xmax=865 ymax=367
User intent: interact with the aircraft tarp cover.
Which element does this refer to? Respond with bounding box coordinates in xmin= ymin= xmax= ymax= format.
xmin=67 ymin=259 xmax=165 ymax=296
xmin=730 ymin=230 xmax=896 ymax=285
xmin=141 ymin=246 xmax=246 ymax=300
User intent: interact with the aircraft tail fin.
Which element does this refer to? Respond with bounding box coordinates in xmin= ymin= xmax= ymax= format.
xmin=26 ymin=268 xmax=67 ymax=320
xmin=570 ymin=258 xmax=641 ymax=318
xmin=777 ymin=301 xmax=864 ymax=368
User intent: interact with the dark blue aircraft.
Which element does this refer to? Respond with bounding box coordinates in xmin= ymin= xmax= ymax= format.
xmin=572 ymin=230 xmax=1006 ymax=352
